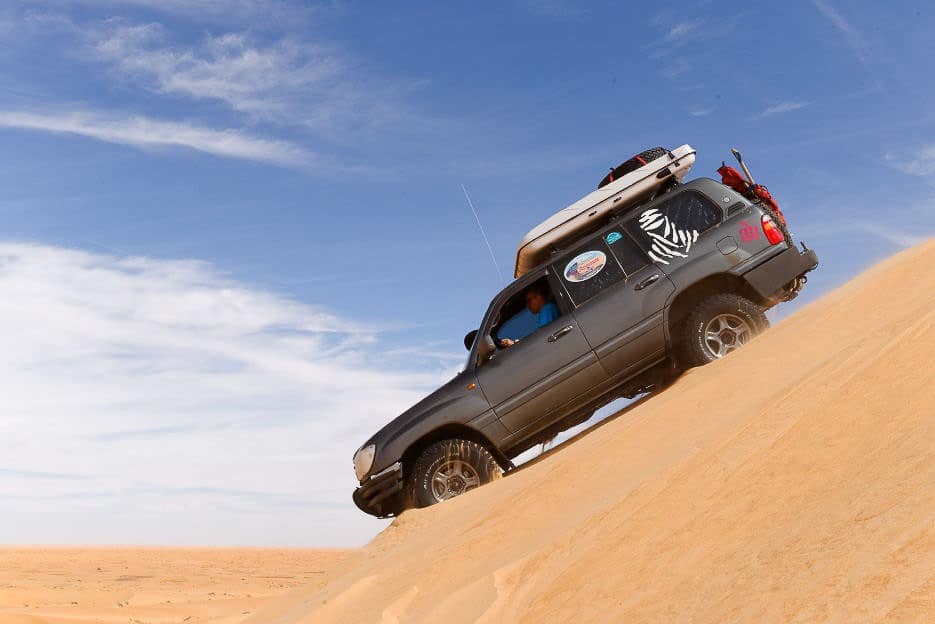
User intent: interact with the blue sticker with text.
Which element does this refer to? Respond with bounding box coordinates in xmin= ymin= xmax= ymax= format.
xmin=605 ymin=231 xmax=623 ymax=244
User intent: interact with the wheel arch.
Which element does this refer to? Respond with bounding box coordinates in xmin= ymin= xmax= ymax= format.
xmin=665 ymin=273 xmax=763 ymax=347
xmin=400 ymin=424 xmax=511 ymax=476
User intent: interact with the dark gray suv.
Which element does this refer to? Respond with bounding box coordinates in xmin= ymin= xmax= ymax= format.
xmin=353 ymin=177 xmax=818 ymax=517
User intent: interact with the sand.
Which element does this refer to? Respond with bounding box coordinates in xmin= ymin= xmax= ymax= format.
xmin=5 ymin=241 xmax=934 ymax=624
xmin=0 ymin=547 xmax=350 ymax=623
xmin=249 ymin=240 xmax=935 ymax=623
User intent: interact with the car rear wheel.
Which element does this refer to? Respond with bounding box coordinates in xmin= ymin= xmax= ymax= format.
xmin=408 ymin=439 xmax=501 ymax=508
xmin=678 ymin=293 xmax=768 ymax=368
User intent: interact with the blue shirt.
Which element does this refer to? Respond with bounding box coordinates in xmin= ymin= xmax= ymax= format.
xmin=537 ymin=301 xmax=559 ymax=327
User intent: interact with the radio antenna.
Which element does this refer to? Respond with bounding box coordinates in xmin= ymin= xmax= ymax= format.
xmin=461 ymin=183 xmax=504 ymax=283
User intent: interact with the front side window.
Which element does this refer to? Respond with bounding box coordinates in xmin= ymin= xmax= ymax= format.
xmin=625 ymin=191 xmax=722 ymax=265
xmin=489 ymin=276 xmax=562 ymax=349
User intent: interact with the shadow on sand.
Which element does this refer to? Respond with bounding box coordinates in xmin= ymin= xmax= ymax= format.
xmin=506 ymin=388 xmax=665 ymax=476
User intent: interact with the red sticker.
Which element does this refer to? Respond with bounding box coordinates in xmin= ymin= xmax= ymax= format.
xmin=738 ymin=220 xmax=760 ymax=243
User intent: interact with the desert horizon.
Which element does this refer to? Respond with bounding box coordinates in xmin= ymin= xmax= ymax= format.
xmin=0 ymin=546 xmax=353 ymax=623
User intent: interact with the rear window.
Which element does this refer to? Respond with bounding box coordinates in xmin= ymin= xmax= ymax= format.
xmin=552 ymin=239 xmax=625 ymax=306
xmin=625 ymin=191 xmax=722 ymax=265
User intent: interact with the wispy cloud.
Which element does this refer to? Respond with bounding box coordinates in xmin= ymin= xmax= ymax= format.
xmin=92 ymin=24 xmax=343 ymax=122
xmin=86 ymin=0 xmax=272 ymax=10
xmin=851 ymin=223 xmax=933 ymax=248
xmin=689 ymin=107 xmax=715 ymax=117
xmin=797 ymin=220 xmax=933 ymax=249
xmin=648 ymin=14 xmax=737 ymax=53
xmin=811 ymin=0 xmax=867 ymax=63
xmin=0 ymin=468 xmax=90 ymax=480
xmin=87 ymin=21 xmax=419 ymax=136
xmin=38 ymin=0 xmax=305 ymax=22
xmin=663 ymin=19 xmax=703 ymax=42
xmin=0 ymin=110 xmax=315 ymax=166
xmin=3 ymin=11 xmax=433 ymax=166
xmin=92 ymin=424 xmax=201 ymax=441
xmin=887 ymin=145 xmax=935 ymax=178
xmin=756 ymin=101 xmax=810 ymax=119
xmin=0 ymin=243 xmax=450 ymax=544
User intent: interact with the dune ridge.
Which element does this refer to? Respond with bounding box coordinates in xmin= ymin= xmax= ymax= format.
xmin=251 ymin=240 xmax=935 ymax=623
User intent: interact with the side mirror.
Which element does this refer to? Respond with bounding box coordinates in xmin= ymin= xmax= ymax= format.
xmin=475 ymin=334 xmax=496 ymax=364
xmin=463 ymin=329 xmax=478 ymax=351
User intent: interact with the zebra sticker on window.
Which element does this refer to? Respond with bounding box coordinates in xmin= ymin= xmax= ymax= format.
xmin=637 ymin=207 xmax=699 ymax=265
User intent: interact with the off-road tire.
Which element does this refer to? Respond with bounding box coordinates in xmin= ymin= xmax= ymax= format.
xmin=408 ymin=439 xmax=501 ymax=509
xmin=677 ymin=293 xmax=768 ymax=368
xmin=598 ymin=146 xmax=670 ymax=189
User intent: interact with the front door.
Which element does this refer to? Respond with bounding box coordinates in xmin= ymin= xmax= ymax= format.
xmin=475 ymin=275 xmax=606 ymax=434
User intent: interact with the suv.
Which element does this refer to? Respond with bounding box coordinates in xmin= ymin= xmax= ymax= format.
xmin=352 ymin=177 xmax=818 ymax=517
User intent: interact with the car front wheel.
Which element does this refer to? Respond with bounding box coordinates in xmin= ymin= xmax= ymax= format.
xmin=408 ymin=439 xmax=502 ymax=509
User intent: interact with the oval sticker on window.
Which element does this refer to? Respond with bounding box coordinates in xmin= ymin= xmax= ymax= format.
xmin=564 ymin=250 xmax=607 ymax=283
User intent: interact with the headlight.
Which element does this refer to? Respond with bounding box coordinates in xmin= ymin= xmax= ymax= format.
xmin=353 ymin=444 xmax=375 ymax=481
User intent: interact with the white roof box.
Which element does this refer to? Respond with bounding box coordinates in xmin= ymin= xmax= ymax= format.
xmin=514 ymin=144 xmax=696 ymax=277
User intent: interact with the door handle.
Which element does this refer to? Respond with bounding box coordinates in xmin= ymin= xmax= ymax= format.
xmin=548 ymin=325 xmax=575 ymax=342
xmin=634 ymin=274 xmax=661 ymax=291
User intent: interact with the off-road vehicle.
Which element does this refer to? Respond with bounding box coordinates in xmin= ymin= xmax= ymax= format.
xmin=352 ymin=149 xmax=818 ymax=517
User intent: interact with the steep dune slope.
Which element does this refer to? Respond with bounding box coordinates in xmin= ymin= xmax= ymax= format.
xmin=254 ymin=241 xmax=935 ymax=624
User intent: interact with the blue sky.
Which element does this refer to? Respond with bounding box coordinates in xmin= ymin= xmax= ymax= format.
xmin=0 ymin=0 xmax=933 ymax=546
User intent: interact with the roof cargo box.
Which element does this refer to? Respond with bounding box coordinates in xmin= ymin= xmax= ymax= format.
xmin=514 ymin=144 xmax=696 ymax=277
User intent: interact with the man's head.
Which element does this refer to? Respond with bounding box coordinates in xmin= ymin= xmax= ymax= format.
xmin=524 ymin=285 xmax=548 ymax=314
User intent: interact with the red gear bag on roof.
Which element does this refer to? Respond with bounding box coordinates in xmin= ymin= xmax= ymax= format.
xmin=717 ymin=164 xmax=786 ymax=226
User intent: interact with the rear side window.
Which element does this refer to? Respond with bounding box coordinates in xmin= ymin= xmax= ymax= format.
xmin=602 ymin=229 xmax=649 ymax=275
xmin=552 ymin=239 xmax=625 ymax=306
xmin=625 ymin=191 xmax=722 ymax=265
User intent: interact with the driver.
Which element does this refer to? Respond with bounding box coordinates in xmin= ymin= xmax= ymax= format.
xmin=498 ymin=285 xmax=559 ymax=348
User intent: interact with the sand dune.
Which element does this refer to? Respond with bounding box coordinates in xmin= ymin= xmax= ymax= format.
xmin=0 ymin=547 xmax=350 ymax=623
xmin=250 ymin=240 xmax=935 ymax=623
xmin=4 ymin=242 xmax=933 ymax=624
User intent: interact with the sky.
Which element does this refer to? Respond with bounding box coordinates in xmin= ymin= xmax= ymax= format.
xmin=1 ymin=1 xmax=933 ymax=547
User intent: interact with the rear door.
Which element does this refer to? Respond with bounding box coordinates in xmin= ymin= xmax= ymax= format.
xmin=475 ymin=272 xmax=607 ymax=434
xmin=554 ymin=230 xmax=675 ymax=378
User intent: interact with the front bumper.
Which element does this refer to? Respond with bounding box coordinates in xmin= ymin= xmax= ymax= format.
xmin=352 ymin=462 xmax=404 ymax=518
xmin=743 ymin=243 xmax=819 ymax=301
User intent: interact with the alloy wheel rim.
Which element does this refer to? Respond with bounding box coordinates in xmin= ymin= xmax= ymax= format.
xmin=430 ymin=459 xmax=480 ymax=502
xmin=703 ymin=313 xmax=753 ymax=358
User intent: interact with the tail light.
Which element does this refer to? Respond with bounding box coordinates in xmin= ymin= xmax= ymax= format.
xmin=761 ymin=214 xmax=785 ymax=245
